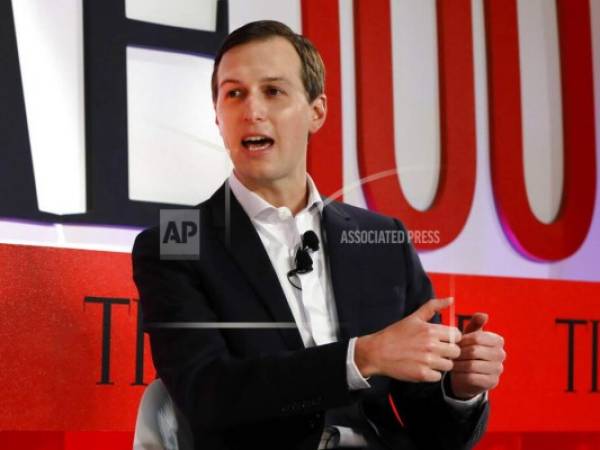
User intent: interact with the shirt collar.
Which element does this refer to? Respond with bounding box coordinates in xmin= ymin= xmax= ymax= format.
xmin=228 ymin=171 xmax=324 ymax=220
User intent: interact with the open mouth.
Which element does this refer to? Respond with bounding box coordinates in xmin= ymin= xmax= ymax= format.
xmin=241 ymin=135 xmax=274 ymax=151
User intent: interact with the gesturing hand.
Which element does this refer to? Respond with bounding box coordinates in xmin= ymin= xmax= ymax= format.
xmin=449 ymin=313 xmax=506 ymax=399
xmin=355 ymin=297 xmax=462 ymax=383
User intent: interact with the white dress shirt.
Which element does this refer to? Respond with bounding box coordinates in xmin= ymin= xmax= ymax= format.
xmin=228 ymin=172 xmax=369 ymax=388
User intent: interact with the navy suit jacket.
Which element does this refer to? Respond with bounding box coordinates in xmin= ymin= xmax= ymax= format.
xmin=132 ymin=183 xmax=488 ymax=450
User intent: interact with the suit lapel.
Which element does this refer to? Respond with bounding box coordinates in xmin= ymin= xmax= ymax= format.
xmin=208 ymin=183 xmax=304 ymax=350
xmin=321 ymin=201 xmax=363 ymax=341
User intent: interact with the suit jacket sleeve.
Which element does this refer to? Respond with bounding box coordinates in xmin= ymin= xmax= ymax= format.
xmin=132 ymin=227 xmax=357 ymax=433
xmin=362 ymin=219 xmax=488 ymax=450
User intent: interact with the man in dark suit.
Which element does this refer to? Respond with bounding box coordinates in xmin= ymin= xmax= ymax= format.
xmin=132 ymin=20 xmax=505 ymax=450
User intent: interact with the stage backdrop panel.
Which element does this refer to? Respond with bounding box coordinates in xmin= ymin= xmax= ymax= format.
xmin=1 ymin=0 xmax=600 ymax=449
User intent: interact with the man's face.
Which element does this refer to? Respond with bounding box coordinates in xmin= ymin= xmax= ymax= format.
xmin=214 ymin=37 xmax=326 ymax=189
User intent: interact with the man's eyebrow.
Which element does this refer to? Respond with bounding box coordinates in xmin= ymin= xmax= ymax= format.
xmin=219 ymin=77 xmax=293 ymax=89
xmin=219 ymin=78 xmax=241 ymax=88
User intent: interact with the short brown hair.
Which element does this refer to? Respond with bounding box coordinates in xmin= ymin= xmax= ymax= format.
xmin=211 ymin=20 xmax=325 ymax=103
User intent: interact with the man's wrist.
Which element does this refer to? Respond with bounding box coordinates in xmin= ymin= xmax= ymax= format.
xmin=355 ymin=334 xmax=378 ymax=378
xmin=443 ymin=372 xmax=463 ymax=399
xmin=443 ymin=372 xmax=486 ymax=403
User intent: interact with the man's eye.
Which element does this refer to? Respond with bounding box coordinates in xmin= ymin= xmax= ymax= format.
xmin=266 ymin=87 xmax=282 ymax=96
xmin=226 ymin=89 xmax=241 ymax=98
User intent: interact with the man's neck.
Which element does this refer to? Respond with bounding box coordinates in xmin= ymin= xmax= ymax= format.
xmin=233 ymin=171 xmax=309 ymax=216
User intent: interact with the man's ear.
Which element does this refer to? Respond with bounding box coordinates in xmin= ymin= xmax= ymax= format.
xmin=214 ymin=103 xmax=220 ymax=127
xmin=214 ymin=106 xmax=224 ymax=138
xmin=308 ymin=94 xmax=327 ymax=134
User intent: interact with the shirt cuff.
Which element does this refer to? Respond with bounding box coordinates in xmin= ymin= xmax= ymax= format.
xmin=346 ymin=337 xmax=371 ymax=390
xmin=441 ymin=372 xmax=488 ymax=410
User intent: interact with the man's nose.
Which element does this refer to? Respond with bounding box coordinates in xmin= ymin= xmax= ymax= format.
xmin=243 ymin=94 xmax=266 ymax=122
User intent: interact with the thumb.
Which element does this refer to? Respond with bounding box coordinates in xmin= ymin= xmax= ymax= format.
xmin=464 ymin=312 xmax=489 ymax=333
xmin=413 ymin=297 xmax=453 ymax=322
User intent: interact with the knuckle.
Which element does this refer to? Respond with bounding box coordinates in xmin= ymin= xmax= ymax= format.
xmin=423 ymin=353 xmax=433 ymax=366
xmin=452 ymin=344 xmax=461 ymax=358
xmin=428 ymin=370 xmax=439 ymax=382
xmin=478 ymin=331 xmax=489 ymax=344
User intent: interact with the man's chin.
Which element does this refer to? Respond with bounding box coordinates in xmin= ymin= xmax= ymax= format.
xmin=234 ymin=169 xmax=280 ymax=187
